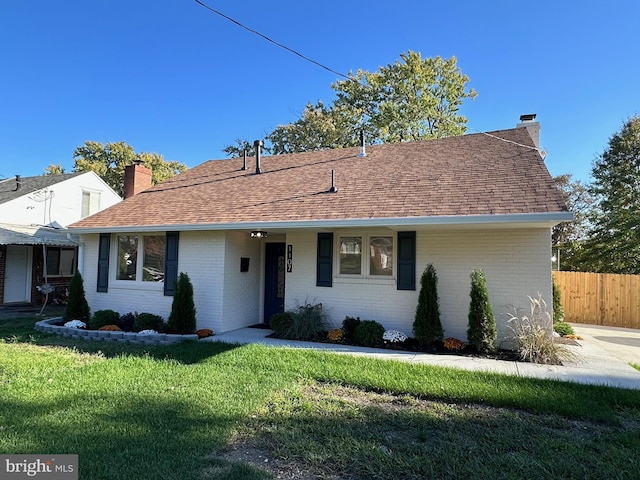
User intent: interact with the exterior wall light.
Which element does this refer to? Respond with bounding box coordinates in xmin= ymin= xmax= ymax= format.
xmin=250 ymin=230 xmax=268 ymax=239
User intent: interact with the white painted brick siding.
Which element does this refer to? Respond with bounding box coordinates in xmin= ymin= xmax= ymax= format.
xmin=81 ymin=226 xmax=552 ymax=342
xmin=286 ymin=228 xmax=551 ymax=345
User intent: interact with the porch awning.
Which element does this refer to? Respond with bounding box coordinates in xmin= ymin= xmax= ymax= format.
xmin=0 ymin=223 xmax=79 ymax=247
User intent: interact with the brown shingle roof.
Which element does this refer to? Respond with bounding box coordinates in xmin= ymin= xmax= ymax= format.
xmin=69 ymin=128 xmax=568 ymax=230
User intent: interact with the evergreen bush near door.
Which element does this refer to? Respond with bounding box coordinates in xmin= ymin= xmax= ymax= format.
xmin=168 ymin=272 xmax=196 ymax=334
xmin=467 ymin=269 xmax=497 ymax=353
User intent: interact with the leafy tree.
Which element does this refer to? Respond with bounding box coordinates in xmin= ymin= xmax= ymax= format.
xmin=224 ymin=51 xmax=476 ymax=156
xmin=222 ymin=138 xmax=272 ymax=158
xmin=581 ymin=116 xmax=640 ymax=274
xmin=467 ymin=269 xmax=496 ymax=354
xmin=552 ymin=173 xmax=596 ymax=271
xmin=73 ymin=141 xmax=187 ymax=196
xmin=43 ymin=163 xmax=66 ymax=175
xmin=413 ymin=264 xmax=444 ymax=344
xmin=168 ymin=272 xmax=196 ymax=334
xmin=63 ymin=271 xmax=90 ymax=322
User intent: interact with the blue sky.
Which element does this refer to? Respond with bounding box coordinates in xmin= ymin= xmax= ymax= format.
xmin=1 ymin=0 xmax=637 ymax=183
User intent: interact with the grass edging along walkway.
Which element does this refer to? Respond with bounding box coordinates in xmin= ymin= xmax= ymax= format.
xmin=3 ymin=316 xmax=640 ymax=480
xmin=34 ymin=317 xmax=198 ymax=345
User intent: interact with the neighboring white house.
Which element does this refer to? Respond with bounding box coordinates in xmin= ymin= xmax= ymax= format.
xmin=0 ymin=171 xmax=121 ymax=305
xmin=69 ymin=117 xmax=572 ymax=343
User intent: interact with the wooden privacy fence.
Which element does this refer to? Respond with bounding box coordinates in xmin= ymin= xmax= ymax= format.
xmin=553 ymin=271 xmax=640 ymax=329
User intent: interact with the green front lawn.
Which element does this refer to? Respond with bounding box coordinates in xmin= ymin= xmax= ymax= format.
xmin=1 ymin=317 xmax=640 ymax=479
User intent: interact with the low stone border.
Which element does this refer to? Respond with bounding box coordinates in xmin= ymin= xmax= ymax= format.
xmin=35 ymin=317 xmax=199 ymax=345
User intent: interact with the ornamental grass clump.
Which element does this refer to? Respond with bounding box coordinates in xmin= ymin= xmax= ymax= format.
xmin=505 ymin=293 xmax=578 ymax=365
xmin=285 ymin=301 xmax=329 ymax=341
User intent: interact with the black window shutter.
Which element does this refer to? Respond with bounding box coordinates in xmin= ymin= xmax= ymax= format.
xmin=397 ymin=231 xmax=416 ymax=290
xmin=97 ymin=233 xmax=110 ymax=293
xmin=164 ymin=231 xmax=179 ymax=296
xmin=316 ymin=232 xmax=333 ymax=287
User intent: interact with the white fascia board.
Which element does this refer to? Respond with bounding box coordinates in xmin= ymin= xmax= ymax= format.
xmin=68 ymin=212 xmax=574 ymax=234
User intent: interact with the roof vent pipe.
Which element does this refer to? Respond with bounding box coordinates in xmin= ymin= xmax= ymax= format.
xmin=241 ymin=149 xmax=247 ymax=170
xmin=14 ymin=175 xmax=21 ymax=191
xmin=254 ymin=140 xmax=263 ymax=174
xmin=328 ymin=169 xmax=338 ymax=193
xmin=357 ymin=130 xmax=366 ymax=157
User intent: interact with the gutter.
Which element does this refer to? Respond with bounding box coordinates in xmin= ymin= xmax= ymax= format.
xmin=67 ymin=212 xmax=574 ymax=234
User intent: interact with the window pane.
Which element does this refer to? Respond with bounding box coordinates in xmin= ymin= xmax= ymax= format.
xmin=117 ymin=236 xmax=138 ymax=280
xmin=81 ymin=191 xmax=90 ymax=218
xmin=143 ymin=236 xmax=165 ymax=282
xmin=339 ymin=236 xmax=362 ymax=274
xmin=60 ymin=248 xmax=76 ymax=276
xmin=46 ymin=247 xmax=60 ymax=276
xmin=370 ymin=236 xmax=393 ymax=276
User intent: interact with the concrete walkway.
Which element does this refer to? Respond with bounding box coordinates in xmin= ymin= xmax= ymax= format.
xmin=206 ymin=325 xmax=640 ymax=390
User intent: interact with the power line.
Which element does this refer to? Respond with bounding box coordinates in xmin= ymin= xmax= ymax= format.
xmin=193 ymin=1 xmax=545 ymax=156
xmin=193 ymin=0 xmax=353 ymax=81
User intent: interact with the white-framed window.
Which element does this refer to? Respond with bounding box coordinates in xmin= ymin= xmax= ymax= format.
xmin=81 ymin=190 xmax=101 ymax=218
xmin=45 ymin=247 xmax=76 ymax=276
xmin=116 ymin=234 xmax=165 ymax=282
xmin=337 ymin=233 xmax=394 ymax=278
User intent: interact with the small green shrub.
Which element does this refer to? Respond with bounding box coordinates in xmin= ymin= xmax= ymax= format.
xmin=506 ymin=294 xmax=577 ymax=365
xmin=168 ymin=272 xmax=197 ymax=334
xmin=342 ymin=316 xmax=361 ymax=340
xmin=413 ymin=264 xmax=444 ymax=344
xmin=553 ymin=321 xmax=574 ymax=337
xmin=353 ymin=320 xmax=385 ymax=348
xmin=63 ymin=271 xmax=90 ymax=322
xmin=119 ymin=312 xmax=136 ymax=332
xmin=134 ymin=313 xmax=165 ymax=332
xmin=270 ymin=312 xmax=294 ymax=336
xmin=467 ymin=269 xmax=497 ymax=354
xmin=90 ymin=310 xmax=120 ymax=330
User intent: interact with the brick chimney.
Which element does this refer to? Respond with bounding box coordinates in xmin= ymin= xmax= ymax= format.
xmin=123 ymin=161 xmax=152 ymax=199
xmin=516 ymin=113 xmax=540 ymax=149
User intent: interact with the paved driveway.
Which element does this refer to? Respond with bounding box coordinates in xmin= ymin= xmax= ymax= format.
xmin=571 ymin=323 xmax=640 ymax=365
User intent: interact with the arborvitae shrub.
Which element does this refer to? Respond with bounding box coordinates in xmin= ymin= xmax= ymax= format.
xmin=168 ymin=272 xmax=197 ymax=334
xmin=134 ymin=312 xmax=165 ymax=332
xmin=552 ymin=277 xmax=565 ymax=324
xmin=342 ymin=316 xmax=361 ymax=340
xmin=270 ymin=312 xmax=294 ymax=337
xmin=64 ymin=271 xmax=90 ymax=322
xmin=353 ymin=320 xmax=385 ymax=347
xmin=467 ymin=269 xmax=497 ymax=354
xmin=90 ymin=309 xmax=120 ymax=330
xmin=413 ymin=264 xmax=444 ymax=344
